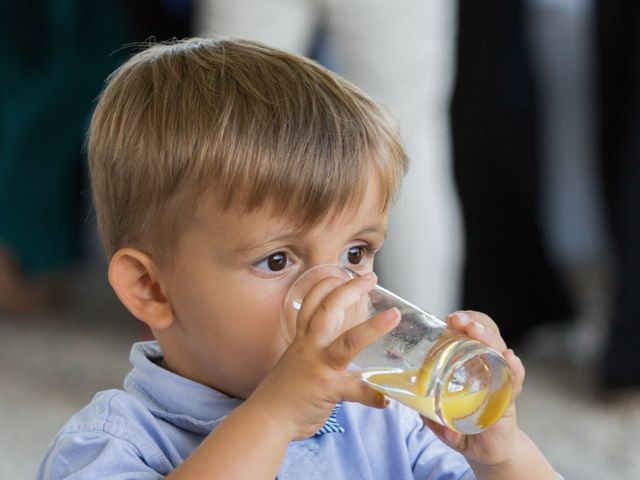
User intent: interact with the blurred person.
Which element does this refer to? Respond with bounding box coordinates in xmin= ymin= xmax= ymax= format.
xmin=39 ymin=37 xmax=561 ymax=479
xmin=451 ymin=0 xmax=576 ymax=345
xmin=0 ymin=0 xmax=128 ymax=313
xmin=526 ymin=0 xmax=610 ymax=365
xmin=595 ymin=0 xmax=640 ymax=393
xmin=194 ymin=0 xmax=463 ymax=318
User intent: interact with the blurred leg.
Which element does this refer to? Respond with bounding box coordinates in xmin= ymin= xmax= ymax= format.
xmin=0 ymin=0 xmax=127 ymax=312
xmin=327 ymin=0 xmax=462 ymax=316
xmin=596 ymin=0 xmax=640 ymax=391
xmin=451 ymin=0 xmax=575 ymax=343
xmin=193 ymin=0 xmax=318 ymax=55
xmin=528 ymin=0 xmax=605 ymax=264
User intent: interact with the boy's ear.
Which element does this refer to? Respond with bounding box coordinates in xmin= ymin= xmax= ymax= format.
xmin=108 ymin=248 xmax=173 ymax=330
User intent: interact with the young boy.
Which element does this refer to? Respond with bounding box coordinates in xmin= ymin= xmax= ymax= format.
xmin=39 ymin=38 xmax=561 ymax=479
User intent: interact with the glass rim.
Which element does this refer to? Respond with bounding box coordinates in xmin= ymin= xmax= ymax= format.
xmin=280 ymin=264 xmax=357 ymax=343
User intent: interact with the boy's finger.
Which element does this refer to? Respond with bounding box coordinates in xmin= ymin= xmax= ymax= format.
xmin=447 ymin=310 xmax=500 ymax=335
xmin=305 ymin=272 xmax=378 ymax=345
xmin=337 ymin=376 xmax=390 ymax=409
xmin=503 ymin=349 xmax=525 ymax=400
xmin=296 ymin=275 xmax=351 ymax=338
xmin=421 ymin=417 xmax=468 ymax=452
xmin=446 ymin=311 xmax=507 ymax=352
xmin=327 ymin=307 xmax=401 ymax=368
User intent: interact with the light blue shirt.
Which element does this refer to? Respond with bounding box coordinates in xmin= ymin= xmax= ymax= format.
xmin=38 ymin=341 xmax=479 ymax=479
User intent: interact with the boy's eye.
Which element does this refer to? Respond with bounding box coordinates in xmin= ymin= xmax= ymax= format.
xmin=343 ymin=246 xmax=366 ymax=265
xmin=257 ymin=251 xmax=289 ymax=272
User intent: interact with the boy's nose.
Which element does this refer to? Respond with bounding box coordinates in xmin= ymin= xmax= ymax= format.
xmin=307 ymin=259 xmax=346 ymax=274
xmin=305 ymin=255 xmax=338 ymax=270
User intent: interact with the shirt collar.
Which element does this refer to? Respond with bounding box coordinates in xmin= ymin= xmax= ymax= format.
xmin=315 ymin=403 xmax=345 ymax=435
xmin=124 ymin=341 xmax=344 ymax=436
xmin=124 ymin=341 xmax=242 ymax=434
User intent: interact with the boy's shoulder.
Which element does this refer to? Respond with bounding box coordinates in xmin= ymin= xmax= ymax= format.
xmin=59 ymin=388 xmax=154 ymax=438
xmin=38 ymin=389 xmax=175 ymax=479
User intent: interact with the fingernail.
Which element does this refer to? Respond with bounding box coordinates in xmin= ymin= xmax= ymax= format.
xmin=361 ymin=271 xmax=376 ymax=280
xmin=384 ymin=397 xmax=391 ymax=407
xmin=383 ymin=307 xmax=400 ymax=322
xmin=473 ymin=321 xmax=486 ymax=331
xmin=455 ymin=312 xmax=470 ymax=325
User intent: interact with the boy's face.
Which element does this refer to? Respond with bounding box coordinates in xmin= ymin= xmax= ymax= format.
xmin=156 ymin=179 xmax=388 ymax=399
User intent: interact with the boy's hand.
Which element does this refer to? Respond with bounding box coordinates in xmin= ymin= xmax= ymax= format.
xmin=248 ymin=272 xmax=401 ymax=441
xmin=421 ymin=311 xmax=526 ymax=467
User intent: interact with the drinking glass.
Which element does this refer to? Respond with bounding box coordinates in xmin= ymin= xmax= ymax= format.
xmin=281 ymin=264 xmax=513 ymax=434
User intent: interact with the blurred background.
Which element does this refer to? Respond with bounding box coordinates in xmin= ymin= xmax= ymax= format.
xmin=1 ymin=0 xmax=639 ymax=478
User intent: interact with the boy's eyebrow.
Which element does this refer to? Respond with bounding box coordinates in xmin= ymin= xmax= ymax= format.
xmin=354 ymin=224 xmax=388 ymax=239
xmin=231 ymin=231 xmax=304 ymax=256
xmin=232 ymin=223 xmax=387 ymax=257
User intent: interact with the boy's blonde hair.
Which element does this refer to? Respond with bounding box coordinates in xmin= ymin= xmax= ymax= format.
xmin=88 ymin=37 xmax=407 ymax=261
